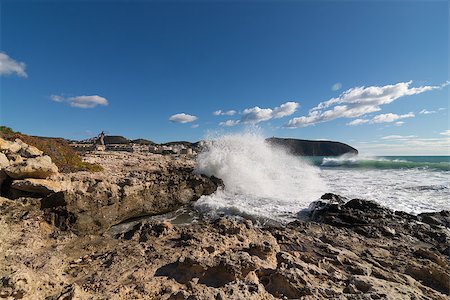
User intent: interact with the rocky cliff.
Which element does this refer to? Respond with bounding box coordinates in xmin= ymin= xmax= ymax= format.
xmin=266 ymin=137 xmax=358 ymax=156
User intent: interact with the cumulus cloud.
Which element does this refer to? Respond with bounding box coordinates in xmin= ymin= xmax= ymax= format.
xmin=219 ymin=120 xmax=240 ymax=127
xmin=272 ymin=102 xmax=300 ymax=118
xmin=169 ymin=113 xmax=198 ymax=123
xmin=347 ymin=119 xmax=369 ymax=126
xmin=218 ymin=101 xmax=299 ymax=126
xmin=241 ymin=107 xmax=274 ymax=123
xmin=213 ymin=110 xmax=237 ymax=116
xmin=241 ymin=101 xmax=299 ymax=124
xmin=50 ymin=94 xmax=109 ymax=108
xmin=0 ymin=52 xmax=27 ymax=77
xmin=419 ymin=109 xmax=436 ymax=115
xmin=285 ymin=81 xmax=447 ymax=128
xmin=371 ymin=112 xmax=415 ymax=123
xmin=440 ymin=130 xmax=450 ymax=136
xmin=395 ymin=121 xmax=405 ymax=126
xmin=347 ymin=112 xmax=414 ymax=126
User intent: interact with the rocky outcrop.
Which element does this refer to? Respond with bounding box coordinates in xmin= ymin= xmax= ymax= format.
xmin=42 ymin=152 xmax=222 ymax=235
xmin=0 ymin=140 xmax=221 ymax=234
xmin=0 ymin=195 xmax=448 ymax=299
xmin=11 ymin=179 xmax=61 ymax=196
xmin=5 ymin=156 xmax=58 ymax=179
xmin=0 ymin=138 xmax=60 ymax=197
xmin=266 ymin=137 xmax=358 ymax=156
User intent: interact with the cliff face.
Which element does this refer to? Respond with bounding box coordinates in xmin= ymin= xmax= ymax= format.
xmin=266 ymin=137 xmax=358 ymax=156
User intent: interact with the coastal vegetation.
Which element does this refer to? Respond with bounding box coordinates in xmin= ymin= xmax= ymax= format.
xmin=0 ymin=126 xmax=102 ymax=173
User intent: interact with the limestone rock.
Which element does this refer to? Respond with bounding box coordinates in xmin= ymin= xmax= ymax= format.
xmin=15 ymin=139 xmax=44 ymax=158
xmin=5 ymin=153 xmax=24 ymax=165
xmin=11 ymin=178 xmax=61 ymax=196
xmin=5 ymin=155 xmax=58 ymax=179
xmin=0 ymin=138 xmax=21 ymax=154
xmin=0 ymin=153 xmax=10 ymax=169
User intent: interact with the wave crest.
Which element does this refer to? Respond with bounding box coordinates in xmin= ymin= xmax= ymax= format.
xmin=194 ymin=132 xmax=327 ymax=222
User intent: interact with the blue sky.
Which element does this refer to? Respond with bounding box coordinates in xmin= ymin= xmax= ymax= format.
xmin=0 ymin=0 xmax=448 ymax=154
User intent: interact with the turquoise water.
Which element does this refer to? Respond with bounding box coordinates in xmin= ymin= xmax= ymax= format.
xmin=306 ymin=156 xmax=450 ymax=171
xmin=310 ymin=155 xmax=450 ymax=214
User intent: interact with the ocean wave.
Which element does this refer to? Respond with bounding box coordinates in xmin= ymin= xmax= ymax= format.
xmin=320 ymin=155 xmax=450 ymax=171
xmin=194 ymin=131 xmax=327 ymax=222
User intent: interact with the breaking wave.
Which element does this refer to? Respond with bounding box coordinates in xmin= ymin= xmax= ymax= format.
xmin=194 ymin=132 xmax=327 ymax=222
xmin=320 ymin=155 xmax=450 ymax=171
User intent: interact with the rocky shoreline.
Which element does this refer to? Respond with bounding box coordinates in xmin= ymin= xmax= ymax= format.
xmin=0 ymin=138 xmax=449 ymax=299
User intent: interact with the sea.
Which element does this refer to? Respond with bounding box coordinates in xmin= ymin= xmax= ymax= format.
xmin=193 ymin=132 xmax=450 ymax=223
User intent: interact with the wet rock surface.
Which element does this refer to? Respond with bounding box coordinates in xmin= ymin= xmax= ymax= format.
xmin=0 ymin=192 xmax=449 ymax=299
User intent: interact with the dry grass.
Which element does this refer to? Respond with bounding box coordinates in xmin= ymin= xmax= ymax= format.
xmin=0 ymin=126 xmax=102 ymax=173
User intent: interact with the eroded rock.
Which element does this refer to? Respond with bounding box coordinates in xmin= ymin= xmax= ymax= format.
xmin=11 ymin=178 xmax=61 ymax=196
xmin=5 ymin=156 xmax=58 ymax=179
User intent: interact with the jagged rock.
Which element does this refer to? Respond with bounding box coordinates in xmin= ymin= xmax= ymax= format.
xmin=40 ymin=152 xmax=222 ymax=235
xmin=4 ymin=156 xmax=58 ymax=179
xmin=0 ymin=154 xmax=9 ymax=190
xmin=15 ymin=139 xmax=43 ymax=158
xmin=11 ymin=178 xmax=61 ymax=196
xmin=5 ymin=153 xmax=23 ymax=165
xmin=1 ymin=195 xmax=449 ymax=299
xmin=0 ymin=138 xmax=21 ymax=154
xmin=0 ymin=153 xmax=9 ymax=169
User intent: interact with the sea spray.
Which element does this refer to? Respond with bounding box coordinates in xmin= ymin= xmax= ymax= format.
xmin=194 ymin=132 xmax=327 ymax=222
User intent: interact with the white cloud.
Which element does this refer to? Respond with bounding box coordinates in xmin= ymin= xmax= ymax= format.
xmin=438 ymin=107 xmax=447 ymax=111
xmin=241 ymin=101 xmax=299 ymax=124
xmin=0 ymin=52 xmax=27 ymax=77
xmin=169 ymin=113 xmax=198 ymax=123
xmin=440 ymin=130 xmax=450 ymax=136
xmin=285 ymin=81 xmax=447 ymax=128
xmin=419 ymin=109 xmax=436 ymax=115
xmin=50 ymin=95 xmax=64 ymax=102
xmin=371 ymin=112 xmax=415 ymax=123
xmin=219 ymin=120 xmax=240 ymax=127
xmin=272 ymin=102 xmax=300 ymax=118
xmin=346 ymin=112 xmax=415 ymax=126
xmin=347 ymin=119 xmax=369 ymax=126
xmin=356 ymin=137 xmax=450 ymax=155
xmin=241 ymin=107 xmax=273 ymax=123
xmin=50 ymin=94 xmax=109 ymax=108
xmin=381 ymin=135 xmax=417 ymax=140
xmin=331 ymin=82 xmax=342 ymax=91
xmin=190 ymin=124 xmax=199 ymax=128
xmin=213 ymin=110 xmax=237 ymax=116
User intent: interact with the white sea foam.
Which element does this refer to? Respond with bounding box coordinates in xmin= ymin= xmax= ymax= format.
xmin=320 ymin=168 xmax=450 ymax=214
xmin=194 ymin=132 xmax=327 ymax=222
